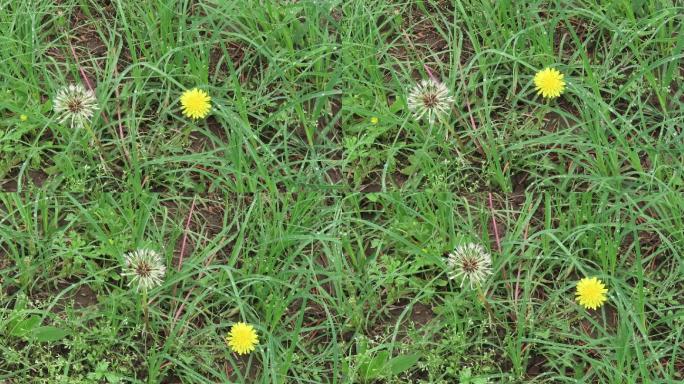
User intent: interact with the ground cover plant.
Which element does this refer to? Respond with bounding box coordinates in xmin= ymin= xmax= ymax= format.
xmin=1 ymin=0 xmax=683 ymax=383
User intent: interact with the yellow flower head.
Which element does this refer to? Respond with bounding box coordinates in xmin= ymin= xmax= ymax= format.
xmin=20 ymin=114 xmax=28 ymax=121
xmin=370 ymin=117 xmax=379 ymax=125
xmin=534 ymin=67 xmax=565 ymax=99
xmin=180 ymin=88 xmax=211 ymax=119
xmin=225 ymin=322 xmax=258 ymax=355
xmin=576 ymin=277 xmax=608 ymax=310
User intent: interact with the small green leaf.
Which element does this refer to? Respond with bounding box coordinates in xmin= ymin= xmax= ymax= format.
xmin=105 ymin=372 xmax=121 ymax=384
xmin=8 ymin=315 xmax=40 ymax=337
xmin=30 ymin=326 xmax=68 ymax=342
xmin=388 ymin=354 xmax=421 ymax=375
xmin=358 ymin=351 xmax=389 ymax=381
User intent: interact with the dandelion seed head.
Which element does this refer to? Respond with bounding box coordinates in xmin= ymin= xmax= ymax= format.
xmin=446 ymin=243 xmax=492 ymax=288
xmin=122 ymin=249 xmax=166 ymax=292
xmin=53 ymin=84 xmax=98 ymax=129
xmin=407 ymin=78 xmax=453 ymax=124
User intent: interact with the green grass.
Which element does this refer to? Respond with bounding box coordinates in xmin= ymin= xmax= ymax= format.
xmin=1 ymin=0 xmax=683 ymax=383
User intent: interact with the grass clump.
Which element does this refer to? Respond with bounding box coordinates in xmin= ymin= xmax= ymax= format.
xmin=1 ymin=0 xmax=683 ymax=383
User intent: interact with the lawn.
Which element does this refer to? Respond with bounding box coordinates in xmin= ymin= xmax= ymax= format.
xmin=1 ymin=0 xmax=683 ymax=383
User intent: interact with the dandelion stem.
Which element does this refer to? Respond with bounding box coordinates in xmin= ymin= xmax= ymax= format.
xmin=142 ymin=289 xmax=149 ymax=332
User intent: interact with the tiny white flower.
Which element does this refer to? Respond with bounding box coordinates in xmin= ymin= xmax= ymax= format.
xmin=446 ymin=243 xmax=492 ymax=288
xmin=53 ymin=84 xmax=98 ymax=128
xmin=122 ymin=249 xmax=166 ymax=292
xmin=407 ymin=78 xmax=454 ymax=124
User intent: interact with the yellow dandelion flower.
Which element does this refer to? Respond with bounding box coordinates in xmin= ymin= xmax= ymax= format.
xmin=534 ymin=67 xmax=566 ymax=99
xmin=180 ymin=88 xmax=211 ymax=119
xmin=575 ymin=277 xmax=608 ymax=310
xmin=225 ymin=322 xmax=258 ymax=355
xmin=370 ymin=117 xmax=379 ymax=125
xmin=20 ymin=114 xmax=28 ymax=121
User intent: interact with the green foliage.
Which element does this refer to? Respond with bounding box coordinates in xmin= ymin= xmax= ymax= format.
xmin=1 ymin=0 xmax=683 ymax=383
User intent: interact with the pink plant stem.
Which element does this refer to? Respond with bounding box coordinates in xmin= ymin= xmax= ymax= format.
xmin=424 ymin=64 xmax=439 ymax=82
xmin=69 ymin=43 xmax=96 ymax=94
xmin=67 ymin=43 xmax=109 ymax=125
